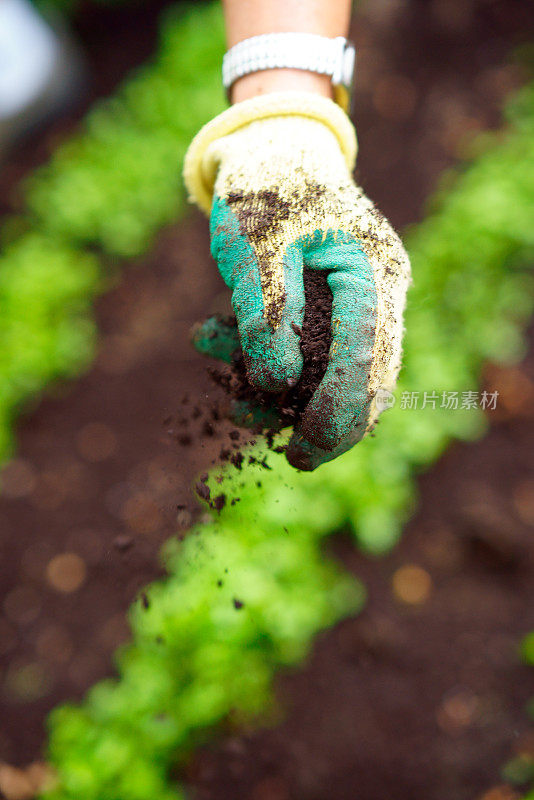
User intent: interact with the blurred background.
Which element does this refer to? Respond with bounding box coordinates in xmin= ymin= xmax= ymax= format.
xmin=0 ymin=1 xmax=533 ymax=799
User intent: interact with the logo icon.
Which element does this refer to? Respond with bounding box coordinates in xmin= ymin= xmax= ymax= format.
xmin=375 ymin=388 xmax=396 ymax=411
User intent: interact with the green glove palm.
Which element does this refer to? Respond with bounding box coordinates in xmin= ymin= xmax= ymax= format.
xmin=184 ymin=93 xmax=411 ymax=470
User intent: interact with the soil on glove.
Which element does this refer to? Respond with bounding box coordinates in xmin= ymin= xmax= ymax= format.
xmin=211 ymin=270 xmax=333 ymax=432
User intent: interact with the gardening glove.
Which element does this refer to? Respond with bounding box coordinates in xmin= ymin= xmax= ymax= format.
xmin=184 ymin=92 xmax=411 ymax=471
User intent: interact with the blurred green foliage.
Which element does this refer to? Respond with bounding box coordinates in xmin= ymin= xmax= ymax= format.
xmin=0 ymin=234 xmax=98 ymax=458
xmin=0 ymin=3 xmax=225 ymax=460
xmin=35 ymin=0 xmax=131 ymax=13
xmin=26 ymin=3 xmax=225 ymax=255
xmin=0 ymin=1 xmax=530 ymax=796
xmin=520 ymin=635 xmax=534 ymax=797
xmin=44 ymin=517 xmax=363 ymax=800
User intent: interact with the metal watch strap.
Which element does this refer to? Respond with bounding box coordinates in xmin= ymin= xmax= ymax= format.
xmin=222 ymin=33 xmax=356 ymax=110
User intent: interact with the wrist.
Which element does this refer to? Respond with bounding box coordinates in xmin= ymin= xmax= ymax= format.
xmin=231 ymin=69 xmax=333 ymax=104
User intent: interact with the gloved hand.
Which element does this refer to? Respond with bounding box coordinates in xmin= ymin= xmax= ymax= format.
xmin=184 ymin=92 xmax=411 ymax=470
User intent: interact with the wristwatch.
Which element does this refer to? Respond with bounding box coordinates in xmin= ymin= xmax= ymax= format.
xmin=222 ymin=33 xmax=356 ymax=112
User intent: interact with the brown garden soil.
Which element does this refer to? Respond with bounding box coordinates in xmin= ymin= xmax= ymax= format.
xmin=1 ymin=1 xmax=534 ymax=799
xmin=210 ymin=269 xmax=334 ymax=434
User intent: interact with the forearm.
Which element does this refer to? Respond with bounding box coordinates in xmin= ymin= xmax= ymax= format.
xmin=222 ymin=0 xmax=352 ymax=102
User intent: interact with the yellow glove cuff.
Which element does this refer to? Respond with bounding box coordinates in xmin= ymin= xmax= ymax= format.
xmin=183 ymin=91 xmax=358 ymax=215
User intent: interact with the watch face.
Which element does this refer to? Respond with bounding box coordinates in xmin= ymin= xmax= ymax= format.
xmin=332 ymin=41 xmax=355 ymax=113
xmin=344 ymin=44 xmax=356 ymax=117
xmin=342 ymin=43 xmax=356 ymax=89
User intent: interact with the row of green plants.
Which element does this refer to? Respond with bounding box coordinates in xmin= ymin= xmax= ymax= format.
xmin=37 ymin=0 xmax=130 ymax=13
xmin=0 ymin=3 xmax=225 ymax=462
xmin=514 ymin=636 xmax=534 ymax=795
xmin=0 ymin=1 xmax=532 ymax=796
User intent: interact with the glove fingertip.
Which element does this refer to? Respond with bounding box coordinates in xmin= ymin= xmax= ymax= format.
xmin=286 ymin=412 xmax=368 ymax=471
xmin=285 ymin=431 xmax=329 ymax=472
xmin=300 ymin=378 xmax=371 ymax=451
xmin=244 ymin=351 xmax=303 ymax=393
xmin=240 ymin=316 xmax=304 ymax=393
xmin=191 ymin=315 xmax=240 ymax=364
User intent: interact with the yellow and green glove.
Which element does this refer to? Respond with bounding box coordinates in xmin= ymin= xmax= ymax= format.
xmin=184 ymin=92 xmax=411 ymax=471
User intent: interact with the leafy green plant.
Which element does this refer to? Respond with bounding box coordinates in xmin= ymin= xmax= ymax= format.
xmin=0 ymin=3 xmax=225 ymax=462
xmin=518 ymin=635 xmax=534 ymax=797
xmin=44 ymin=518 xmax=363 ymax=800
xmin=0 ymin=234 xmax=99 ymax=458
xmin=36 ymin=0 xmax=132 ymax=14
xmin=26 ymin=3 xmax=225 ymax=256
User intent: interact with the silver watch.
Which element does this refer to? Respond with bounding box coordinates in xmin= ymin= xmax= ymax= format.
xmin=222 ymin=33 xmax=356 ymax=111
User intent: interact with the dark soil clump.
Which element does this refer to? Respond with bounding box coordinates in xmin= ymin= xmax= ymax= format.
xmin=195 ymin=472 xmax=227 ymax=513
xmin=213 ymin=269 xmax=333 ymax=432
xmin=291 ymin=270 xmax=333 ymax=412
